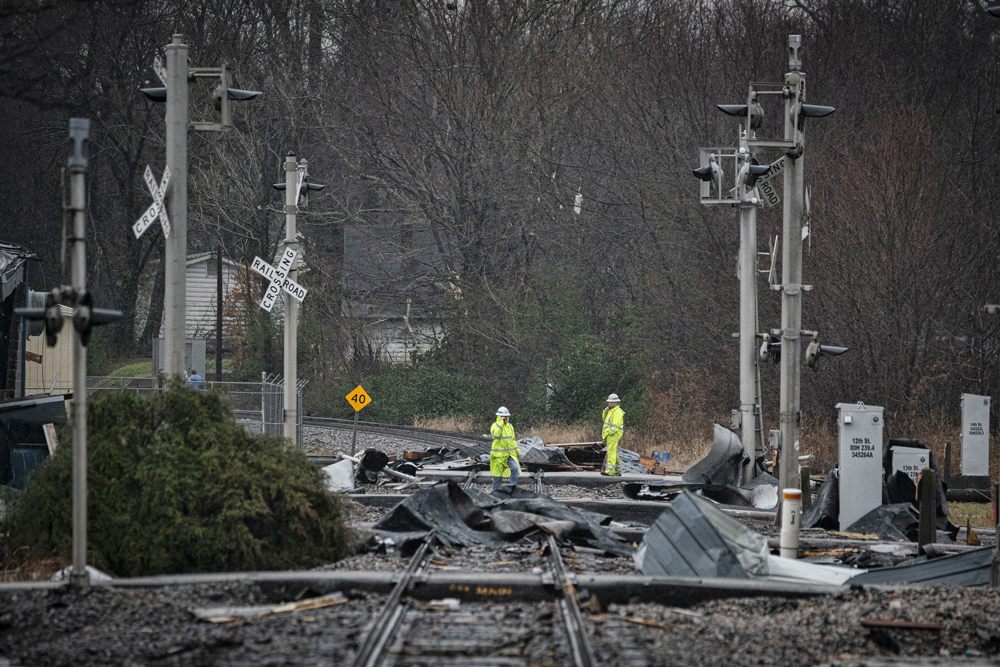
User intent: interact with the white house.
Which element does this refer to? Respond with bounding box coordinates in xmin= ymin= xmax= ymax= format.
xmin=152 ymin=252 xmax=244 ymax=339
xmin=343 ymin=225 xmax=446 ymax=364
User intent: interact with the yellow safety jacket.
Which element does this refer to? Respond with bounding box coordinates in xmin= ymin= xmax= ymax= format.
xmin=602 ymin=405 xmax=624 ymax=448
xmin=489 ymin=417 xmax=518 ymax=477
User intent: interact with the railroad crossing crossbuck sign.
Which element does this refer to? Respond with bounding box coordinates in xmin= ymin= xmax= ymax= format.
xmin=346 ymin=386 xmax=370 ymax=412
xmin=132 ymin=165 xmax=171 ymax=239
xmin=250 ymin=248 xmax=308 ymax=312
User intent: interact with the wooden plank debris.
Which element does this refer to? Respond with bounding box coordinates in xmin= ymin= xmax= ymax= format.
xmin=191 ymin=592 xmax=346 ymax=623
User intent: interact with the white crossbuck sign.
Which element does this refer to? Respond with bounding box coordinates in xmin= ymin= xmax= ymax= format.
xmin=251 ymin=248 xmax=308 ymax=312
xmin=132 ymin=165 xmax=171 ymax=239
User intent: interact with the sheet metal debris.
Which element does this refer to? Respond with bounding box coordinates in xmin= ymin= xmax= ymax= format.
xmin=844 ymin=503 xmax=919 ymax=542
xmin=624 ymin=438 xmax=778 ymax=509
xmin=847 ymin=545 xmax=993 ymax=586
xmin=373 ymin=481 xmax=634 ymax=557
xmin=634 ymin=490 xmax=860 ymax=585
xmin=191 ymin=592 xmax=347 ymax=622
xmin=681 ymin=424 xmax=747 ymax=486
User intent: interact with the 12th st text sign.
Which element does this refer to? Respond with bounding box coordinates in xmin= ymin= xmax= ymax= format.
xmin=251 ymin=248 xmax=308 ymax=312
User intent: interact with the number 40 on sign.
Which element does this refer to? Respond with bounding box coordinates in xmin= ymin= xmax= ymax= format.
xmin=346 ymin=386 xmax=370 ymax=412
xmin=346 ymin=385 xmax=370 ymax=455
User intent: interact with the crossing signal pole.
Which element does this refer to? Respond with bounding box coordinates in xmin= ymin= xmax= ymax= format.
xmin=778 ymin=37 xmax=807 ymax=508
xmin=271 ymin=153 xmax=323 ymax=444
xmin=699 ymin=36 xmax=838 ymax=554
xmin=140 ymin=35 xmax=260 ymax=378
xmin=18 ymin=119 xmax=122 ymax=590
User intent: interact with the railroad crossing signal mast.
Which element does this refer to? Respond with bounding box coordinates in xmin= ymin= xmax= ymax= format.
xmin=272 ymin=153 xmax=324 ymax=444
xmin=17 ymin=119 xmax=122 ymax=590
xmin=695 ymin=36 xmax=839 ymax=554
xmin=692 ymin=127 xmax=771 ymax=485
xmin=751 ymin=37 xmax=834 ymax=532
xmin=139 ymin=35 xmax=260 ymax=378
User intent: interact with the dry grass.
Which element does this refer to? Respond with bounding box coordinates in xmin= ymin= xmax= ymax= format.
xmin=521 ymin=422 xmax=600 ymax=446
xmin=414 ymin=415 xmax=477 ymax=434
xmin=950 ymin=502 xmax=993 ymax=529
xmin=416 ymin=399 xmax=998 ymax=479
xmin=0 ymin=548 xmax=69 ymax=582
xmin=417 ymin=416 xmax=601 ymax=445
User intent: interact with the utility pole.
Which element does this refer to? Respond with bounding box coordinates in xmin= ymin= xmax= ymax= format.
xmin=737 ymin=133 xmax=759 ymax=483
xmin=140 ymin=36 xmax=260 ymax=379
xmin=268 ymin=153 xmax=322 ymax=445
xmin=17 ymin=120 xmax=122 ymax=591
xmin=282 ymin=153 xmax=299 ymax=443
xmin=163 ymin=34 xmax=188 ymax=377
xmin=67 ymin=118 xmax=90 ymax=591
xmin=777 ymin=36 xmax=806 ymax=515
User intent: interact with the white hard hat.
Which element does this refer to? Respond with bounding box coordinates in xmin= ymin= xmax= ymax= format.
xmin=607 ymin=393 xmax=620 ymax=403
xmin=496 ymin=406 xmax=511 ymax=417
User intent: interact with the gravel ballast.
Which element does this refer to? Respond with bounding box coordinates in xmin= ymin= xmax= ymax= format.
xmin=2 ymin=580 xmax=1000 ymax=665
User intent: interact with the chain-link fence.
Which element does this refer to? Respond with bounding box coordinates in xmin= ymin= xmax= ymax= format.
xmin=25 ymin=374 xmax=305 ymax=445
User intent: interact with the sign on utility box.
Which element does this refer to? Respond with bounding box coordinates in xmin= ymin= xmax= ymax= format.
xmin=837 ymin=402 xmax=884 ymax=531
xmin=961 ymin=393 xmax=990 ymax=477
xmin=888 ymin=447 xmax=928 ymax=484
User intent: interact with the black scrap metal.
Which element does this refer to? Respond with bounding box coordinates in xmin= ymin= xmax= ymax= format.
xmin=372 ymin=482 xmax=635 ymax=558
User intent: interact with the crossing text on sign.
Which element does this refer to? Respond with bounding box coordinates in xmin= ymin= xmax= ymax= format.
xmin=133 ymin=165 xmax=171 ymax=239
xmin=251 ymin=248 xmax=309 ymax=312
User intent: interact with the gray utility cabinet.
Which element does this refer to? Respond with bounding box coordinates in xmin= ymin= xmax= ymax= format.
xmin=152 ymin=337 xmax=206 ymax=377
xmin=837 ymin=402 xmax=884 ymax=531
xmin=960 ymin=393 xmax=990 ymax=477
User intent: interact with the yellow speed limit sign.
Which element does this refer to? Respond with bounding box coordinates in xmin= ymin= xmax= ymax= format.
xmin=346 ymin=385 xmax=371 ymax=412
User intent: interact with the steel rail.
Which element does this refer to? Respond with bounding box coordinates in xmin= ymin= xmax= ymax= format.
xmin=303 ymin=416 xmax=486 ymax=445
xmin=547 ymin=535 xmax=599 ymax=667
xmin=350 ymin=533 xmax=435 ymax=667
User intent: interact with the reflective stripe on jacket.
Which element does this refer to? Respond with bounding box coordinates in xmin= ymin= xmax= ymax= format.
xmin=490 ymin=418 xmax=519 ymax=455
xmin=602 ymin=405 xmax=624 ymax=446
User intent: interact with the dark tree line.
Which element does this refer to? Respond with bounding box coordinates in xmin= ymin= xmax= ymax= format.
xmin=1 ymin=0 xmax=998 ymax=432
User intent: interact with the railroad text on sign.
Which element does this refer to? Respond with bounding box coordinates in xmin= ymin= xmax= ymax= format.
xmin=754 ymin=157 xmax=784 ymax=207
xmin=346 ymin=385 xmax=371 ymax=412
xmin=250 ymin=248 xmax=308 ymax=312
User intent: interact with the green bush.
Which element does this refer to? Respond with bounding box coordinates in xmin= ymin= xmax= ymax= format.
xmin=2 ymin=379 xmax=353 ymax=576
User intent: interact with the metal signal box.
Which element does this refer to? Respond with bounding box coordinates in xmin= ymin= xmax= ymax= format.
xmin=961 ymin=393 xmax=990 ymax=476
xmin=837 ymin=402 xmax=883 ymax=531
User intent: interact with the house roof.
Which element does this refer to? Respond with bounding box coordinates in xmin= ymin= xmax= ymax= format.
xmin=185 ymin=252 xmax=241 ymax=268
xmin=0 ymin=242 xmax=36 ymax=301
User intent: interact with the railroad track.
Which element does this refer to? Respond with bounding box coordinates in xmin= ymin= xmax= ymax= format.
xmin=302 ymin=416 xmax=487 ymax=450
xmin=348 ymin=534 xmax=631 ymax=667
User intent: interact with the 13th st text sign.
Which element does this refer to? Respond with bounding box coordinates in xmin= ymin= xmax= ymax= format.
xmin=251 ymin=248 xmax=308 ymax=312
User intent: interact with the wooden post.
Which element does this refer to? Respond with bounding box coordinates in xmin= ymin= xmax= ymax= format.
xmin=800 ymin=466 xmax=812 ymax=512
xmin=917 ymin=468 xmax=936 ymax=555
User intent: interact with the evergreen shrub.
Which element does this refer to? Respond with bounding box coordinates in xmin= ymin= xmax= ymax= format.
xmin=1 ymin=379 xmax=353 ymax=576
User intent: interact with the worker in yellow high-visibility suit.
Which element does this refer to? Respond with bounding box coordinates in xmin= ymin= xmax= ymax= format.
xmin=490 ymin=406 xmax=520 ymax=491
xmin=601 ymin=393 xmax=624 ymax=476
